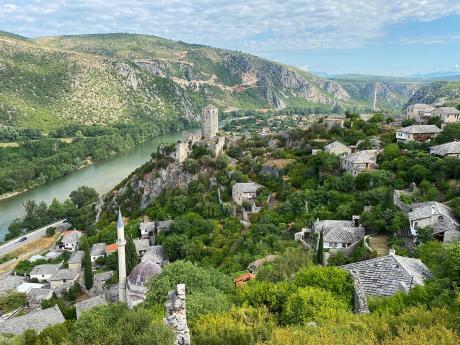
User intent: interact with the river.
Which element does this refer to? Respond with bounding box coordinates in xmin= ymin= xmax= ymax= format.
xmin=0 ymin=131 xmax=183 ymax=240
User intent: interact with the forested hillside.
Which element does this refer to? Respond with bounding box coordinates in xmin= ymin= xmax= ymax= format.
xmin=0 ymin=31 xmax=422 ymax=131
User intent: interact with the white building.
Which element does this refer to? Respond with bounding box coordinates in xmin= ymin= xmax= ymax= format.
xmin=90 ymin=243 xmax=107 ymax=263
xmin=324 ymin=141 xmax=351 ymax=156
xmin=29 ymin=264 xmax=60 ymax=282
xmin=232 ymin=182 xmax=262 ymax=206
xmin=429 ymin=141 xmax=460 ymax=158
xmin=396 ymin=125 xmax=441 ymax=143
xmin=62 ymin=230 xmax=83 ymax=251
xmin=432 ymin=107 xmax=460 ymax=125
xmin=405 ymin=104 xmax=435 ymax=123
xmin=340 ymin=150 xmax=379 ymax=176
xmin=140 ymin=221 xmax=156 ymax=239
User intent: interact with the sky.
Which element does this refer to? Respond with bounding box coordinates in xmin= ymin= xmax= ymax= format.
xmin=1 ymin=0 xmax=460 ymax=76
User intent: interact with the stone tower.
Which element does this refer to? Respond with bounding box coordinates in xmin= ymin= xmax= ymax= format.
xmin=202 ymin=105 xmax=218 ymax=140
xmin=117 ymin=209 xmax=127 ymax=303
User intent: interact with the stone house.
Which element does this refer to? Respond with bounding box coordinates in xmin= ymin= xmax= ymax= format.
xmin=134 ymin=239 xmax=150 ymax=257
xmin=432 ymin=107 xmax=460 ymax=125
xmin=49 ymin=269 xmax=79 ymax=290
xmin=140 ymin=221 xmax=156 ymax=239
xmin=29 ymin=264 xmax=60 ymax=282
xmin=342 ymin=251 xmax=431 ymax=298
xmin=323 ymin=114 xmax=346 ymax=129
xmin=429 ymin=141 xmax=460 ymax=158
xmin=90 ymin=243 xmax=107 ymax=263
xmin=405 ymin=104 xmax=435 ymax=124
xmin=232 ymin=182 xmax=263 ymax=206
xmin=395 ymin=125 xmax=441 ymax=143
xmin=340 ymin=150 xmax=379 ymax=176
xmin=26 ymin=288 xmax=53 ymax=307
xmin=324 ymin=141 xmax=351 ymax=155
xmin=68 ymin=251 xmax=84 ymax=271
xmin=407 ymin=201 xmax=460 ymax=243
xmin=62 ymin=230 xmax=83 ymax=251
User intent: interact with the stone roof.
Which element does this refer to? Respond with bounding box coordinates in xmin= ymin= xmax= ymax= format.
xmin=68 ymin=251 xmax=84 ymax=264
xmin=91 ymin=243 xmax=107 ymax=257
xmin=29 ymin=264 xmax=60 ymax=276
xmin=233 ymin=182 xmax=262 ymax=194
xmin=342 ymin=254 xmax=431 ymax=297
xmin=134 ymin=239 xmax=150 ymax=253
xmin=49 ymin=269 xmax=79 ymax=281
xmin=0 ymin=306 xmax=65 ymax=335
xmin=341 ymin=150 xmax=379 ymax=164
xmin=157 ymin=220 xmax=174 ymax=231
xmin=324 ymin=141 xmax=349 ymax=151
xmin=0 ymin=275 xmax=24 ymax=294
xmin=429 ymin=141 xmax=460 ymax=157
xmin=315 ymin=220 xmax=365 ymax=244
xmin=408 ymin=201 xmax=459 ymax=234
xmin=16 ymin=282 xmax=44 ymax=293
xmin=27 ymin=288 xmax=53 ymax=304
xmin=142 ymin=245 xmax=164 ymax=265
xmin=62 ymin=230 xmax=82 ymax=244
xmin=435 ymin=106 xmax=460 ymax=115
xmin=407 ymin=103 xmax=435 ymax=111
xmin=398 ymin=125 xmax=441 ymax=134
xmin=75 ymin=295 xmax=107 ymax=318
xmin=128 ymin=260 xmax=162 ymax=287
xmin=140 ymin=221 xmax=156 ymax=233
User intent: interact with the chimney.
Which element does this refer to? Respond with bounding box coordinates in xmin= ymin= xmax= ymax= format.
xmin=352 ymin=215 xmax=360 ymax=227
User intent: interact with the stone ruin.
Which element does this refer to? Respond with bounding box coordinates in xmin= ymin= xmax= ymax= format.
xmin=348 ymin=269 xmax=369 ymax=314
xmin=165 ymin=284 xmax=190 ymax=345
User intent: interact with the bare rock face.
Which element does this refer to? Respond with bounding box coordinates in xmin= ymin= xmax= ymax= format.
xmin=165 ymin=284 xmax=190 ymax=345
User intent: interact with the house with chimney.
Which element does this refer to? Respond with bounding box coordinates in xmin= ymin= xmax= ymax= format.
xmin=405 ymin=104 xmax=435 ymax=124
xmin=340 ymin=150 xmax=379 ymax=176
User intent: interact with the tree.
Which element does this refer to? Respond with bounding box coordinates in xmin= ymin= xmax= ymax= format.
xmin=316 ymin=229 xmax=324 ymax=265
xmin=126 ymin=236 xmax=139 ymax=274
xmin=70 ymin=186 xmax=99 ymax=208
xmin=0 ymin=291 xmax=27 ymax=313
xmin=46 ymin=227 xmax=56 ymax=237
xmin=84 ymin=246 xmax=93 ymax=290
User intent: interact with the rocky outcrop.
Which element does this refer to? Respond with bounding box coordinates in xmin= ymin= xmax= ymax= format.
xmin=165 ymin=284 xmax=190 ymax=345
xmin=405 ymin=81 xmax=460 ymax=107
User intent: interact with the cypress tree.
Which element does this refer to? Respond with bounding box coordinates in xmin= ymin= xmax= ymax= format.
xmin=126 ymin=236 xmax=139 ymax=274
xmin=316 ymin=229 xmax=324 ymax=265
xmin=84 ymin=246 xmax=93 ymax=290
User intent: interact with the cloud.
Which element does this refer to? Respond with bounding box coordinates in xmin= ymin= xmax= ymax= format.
xmin=1 ymin=0 xmax=460 ymax=53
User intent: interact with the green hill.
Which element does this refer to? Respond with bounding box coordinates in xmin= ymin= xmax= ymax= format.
xmin=1 ymin=31 xmax=422 ymax=130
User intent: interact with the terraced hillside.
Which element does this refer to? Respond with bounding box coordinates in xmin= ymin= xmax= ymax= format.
xmin=1 ymin=31 xmax=422 ymax=130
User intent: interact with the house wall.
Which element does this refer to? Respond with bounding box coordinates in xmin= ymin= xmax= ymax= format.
xmin=64 ymin=242 xmax=78 ymax=251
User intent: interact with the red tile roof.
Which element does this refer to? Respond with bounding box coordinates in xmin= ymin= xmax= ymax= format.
xmin=105 ymin=243 xmax=118 ymax=254
xmin=234 ymin=272 xmax=256 ymax=287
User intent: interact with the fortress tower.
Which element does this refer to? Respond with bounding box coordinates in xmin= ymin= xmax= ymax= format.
xmin=117 ymin=209 xmax=127 ymax=303
xmin=202 ymin=105 xmax=218 ymax=140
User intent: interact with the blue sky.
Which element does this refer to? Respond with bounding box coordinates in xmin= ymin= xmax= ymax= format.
xmin=1 ymin=0 xmax=460 ymax=76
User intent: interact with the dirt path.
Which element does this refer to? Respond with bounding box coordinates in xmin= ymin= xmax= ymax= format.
xmin=368 ymin=234 xmax=390 ymax=256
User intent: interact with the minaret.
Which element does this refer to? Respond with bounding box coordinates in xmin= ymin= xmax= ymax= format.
xmin=117 ymin=209 xmax=127 ymax=303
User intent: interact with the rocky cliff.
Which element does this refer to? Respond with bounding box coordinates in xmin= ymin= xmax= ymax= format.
xmin=405 ymin=81 xmax=460 ymax=107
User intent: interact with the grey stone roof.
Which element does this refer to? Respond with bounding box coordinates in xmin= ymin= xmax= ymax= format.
xmin=429 ymin=141 xmax=460 ymax=157
xmin=91 ymin=243 xmax=107 ymax=256
xmin=140 ymin=221 xmax=156 ymax=233
xmin=134 ymin=239 xmax=150 ymax=253
xmin=0 ymin=275 xmax=24 ymax=294
xmin=0 ymin=306 xmax=65 ymax=335
xmin=142 ymin=245 xmax=164 ymax=265
xmin=408 ymin=201 xmax=459 ymax=234
xmin=341 ymin=150 xmax=379 ymax=164
xmin=128 ymin=260 xmax=162 ymax=287
xmin=75 ymin=295 xmax=107 ymax=318
xmin=233 ymin=182 xmax=262 ymax=193
xmin=325 ymin=141 xmax=349 ymax=151
xmin=29 ymin=264 xmax=60 ymax=276
xmin=68 ymin=251 xmax=84 ymax=264
xmin=27 ymin=288 xmax=53 ymax=304
xmin=315 ymin=220 xmax=365 ymax=244
xmin=399 ymin=125 xmax=441 ymax=134
xmin=342 ymin=254 xmax=431 ymax=297
xmin=435 ymin=106 xmax=460 ymax=115
xmin=49 ymin=269 xmax=79 ymax=281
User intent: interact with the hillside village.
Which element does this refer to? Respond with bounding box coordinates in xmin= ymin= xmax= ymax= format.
xmin=0 ymin=100 xmax=459 ymax=344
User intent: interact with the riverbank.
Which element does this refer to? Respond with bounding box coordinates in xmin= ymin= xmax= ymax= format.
xmin=0 ymin=190 xmax=27 ymax=201
xmin=0 ymin=132 xmax=183 ymax=239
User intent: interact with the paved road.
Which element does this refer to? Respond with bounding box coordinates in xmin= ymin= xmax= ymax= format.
xmin=0 ymin=219 xmax=67 ymax=258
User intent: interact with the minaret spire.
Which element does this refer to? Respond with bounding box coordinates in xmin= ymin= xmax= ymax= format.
xmin=117 ymin=208 xmax=127 ymax=303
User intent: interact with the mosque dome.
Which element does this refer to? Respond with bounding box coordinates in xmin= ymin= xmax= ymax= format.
xmin=128 ymin=260 xmax=162 ymax=287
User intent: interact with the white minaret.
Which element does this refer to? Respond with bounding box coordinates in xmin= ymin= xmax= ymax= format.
xmin=117 ymin=209 xmax=127 ymax=303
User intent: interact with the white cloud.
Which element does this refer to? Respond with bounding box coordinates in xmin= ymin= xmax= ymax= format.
xmin=1 ymin=0 xmax=460 ymax=53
